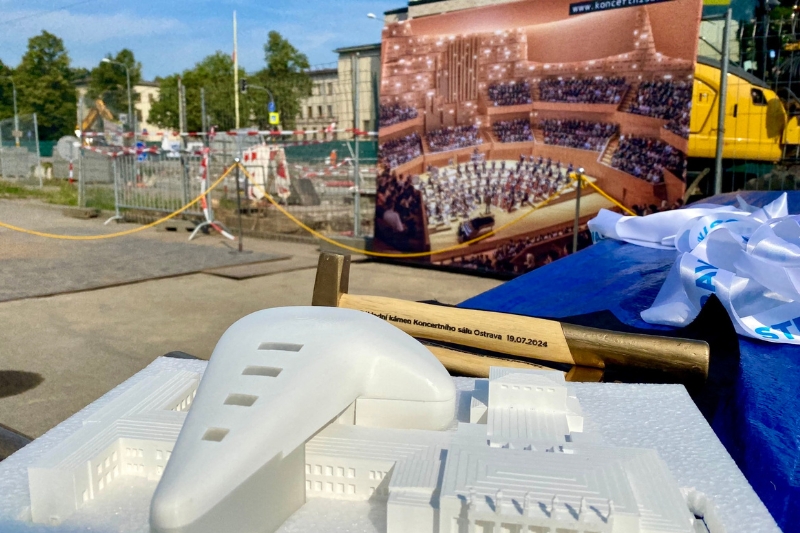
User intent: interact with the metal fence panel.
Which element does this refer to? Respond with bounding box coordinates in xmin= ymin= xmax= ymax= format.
xmin=699 ymin=16 xmax=800 ymax=195
xmin=0 ymin=114 xmax=41 ymax=185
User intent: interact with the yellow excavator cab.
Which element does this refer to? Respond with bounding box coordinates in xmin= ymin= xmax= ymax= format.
xmin=689 ymin=57 xmax=785 ymax=162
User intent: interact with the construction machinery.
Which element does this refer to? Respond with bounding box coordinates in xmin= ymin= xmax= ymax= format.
xmin=77 ymin=99 xmax=117 ymax=144
xmin=689 ymin=56 xmax=800 ymax=162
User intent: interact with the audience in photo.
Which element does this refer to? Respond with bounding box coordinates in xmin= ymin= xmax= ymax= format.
xmin=445 ymin=228 xmax=586 ymax=275
xmin=611 ymin=136 xmax=685 ymax=184
xmin=379 ymin=133 xmax=422 ymax=169
xmin=539 ymin=77 xmax=628 ymax=105
xmin=488 ymin=81 xmax=533 ymax=106
xmin=493 ymin=119 xmax=533 ymax=143
xmin=375 ymin=168 xmax=423 ymax=239
xmin=418 ymin=156 xmax=572 ymax=226
xmin=628 ymin=80 xmax=692 ymax=139
xmin=540 ymin=119 xmax=618 ymax=151
xmin=426 ymin=125 xmax=483 ymax=153
xmin=380 ymin=103 xmax=419 ymax=128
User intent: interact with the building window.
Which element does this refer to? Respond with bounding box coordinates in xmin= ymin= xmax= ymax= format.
xmin=305 ymin=464 xmax=311 ymax=474
xmin=325 ymin=466 xmax=333 ymax=476
xmin=348 ymin=484 xmax=356 ymax=494
xmin=364 ymin=120 xmax=370 ymax=132
xmin=306 ymin=480 xmax=311 ymax=491
xmin=112 ymin=452 xmax=117 ymax=462
xmin=315 ymin=481 xmax=322 ymax=491
xmin=308 ymin=106 xmax=313 ymax=118
xmin=97 ymin=464 xmax=102 ymax=475
xmin=348 ymin=468 xmax=355 ymax=478
xmin=315 ymin=465 xmax=322 ymax=475
xmin=337 ymin=467 xmax=344 ymax=477
xmin=328 ymin=83 xmax=334 ymax=95
xmin=328 ymin=105 xmax=333 ymax=118
xmin=317 ymin=105 xmax=323 ymax=118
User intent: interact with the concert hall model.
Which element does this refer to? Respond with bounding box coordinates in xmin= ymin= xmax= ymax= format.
xmin=18 ymin=307 xmax=744 ymax=533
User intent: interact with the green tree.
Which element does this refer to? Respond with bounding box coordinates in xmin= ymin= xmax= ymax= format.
xmin=87 ymin=49 xmax=142 ymax=128
xmin=250 ymin=31 xmax=312 ymax=129
xmin=149 ymin=52 xmax=246 ymax=132
xmin=14 ymin=31 xmax=77 ymax=141
xmin=0 ymin=59 xmax=14 ymax=122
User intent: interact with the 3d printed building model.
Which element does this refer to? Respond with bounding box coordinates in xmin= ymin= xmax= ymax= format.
xmin=27 ymin=369 xmax=199 ymax=525
xmin=28 ymin=307 xmax=698 ymax=533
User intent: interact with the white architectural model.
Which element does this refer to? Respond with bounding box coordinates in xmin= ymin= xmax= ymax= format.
xmin=27 ymin=369 xmax=199 ymax=525
xmin=27 ymin=307 xmax=700 ymax=533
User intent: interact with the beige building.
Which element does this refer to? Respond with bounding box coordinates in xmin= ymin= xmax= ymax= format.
xmin=297 ymin=43 xmax=381 ymax=139
xmin=296 ymin=68 xmax=339 ymax=133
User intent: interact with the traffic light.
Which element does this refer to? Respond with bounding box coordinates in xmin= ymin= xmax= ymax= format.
xmin=240 ymin=79 xmax=248 ymax=94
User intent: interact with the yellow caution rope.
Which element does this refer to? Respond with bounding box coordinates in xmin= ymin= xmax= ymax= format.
xmin=0 ymin=164 xmax=236 ymax=240
xmin=239 ymin=165 xmax=606 ymax=259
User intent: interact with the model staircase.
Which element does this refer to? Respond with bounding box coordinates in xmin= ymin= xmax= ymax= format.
xmin=600 ymin=136 xmax=619 ymax=166
xmin=532 ymin=128 xmax=544 ymax=144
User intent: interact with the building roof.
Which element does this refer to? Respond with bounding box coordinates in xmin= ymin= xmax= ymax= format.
xmin=309 ymin=68 xmax=338 ymax=78
xmin=384 ymin=6 xmax=409 ymax=15
xmin=334 ymin=43 xmax=382 ymax=55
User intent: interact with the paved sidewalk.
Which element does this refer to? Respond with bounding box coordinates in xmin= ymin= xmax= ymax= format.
xmin=0 ymin=200 xmax=502 ymax=437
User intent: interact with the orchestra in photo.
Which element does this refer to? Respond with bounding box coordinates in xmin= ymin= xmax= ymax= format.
xmin=375 ymin=0 xmax=701 ymax=275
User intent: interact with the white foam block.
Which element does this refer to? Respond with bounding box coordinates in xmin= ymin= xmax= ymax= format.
xmin=0 ymin=359 xmax=778 ymax=533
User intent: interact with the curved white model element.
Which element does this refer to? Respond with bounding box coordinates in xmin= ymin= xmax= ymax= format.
xmin=150 ymin=306 xmax=456 ymax=533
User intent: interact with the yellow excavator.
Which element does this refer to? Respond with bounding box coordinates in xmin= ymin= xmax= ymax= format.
xmin=688 ymin=56 xmax=800 ymax=162
xmin=77 ymin=99 xmax=117 ymax=144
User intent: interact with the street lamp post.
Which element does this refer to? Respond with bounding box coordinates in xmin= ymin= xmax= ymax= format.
xmin=1 ymin=76 xmax=20 ymax=148
xmin=101 ymin=58 xmax=135 ymax=146
xmin=102 ymin=58 xmax=136 ymax=221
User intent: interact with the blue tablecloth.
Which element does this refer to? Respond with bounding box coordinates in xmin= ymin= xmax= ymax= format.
xmin=460 ymin=192 xmax=800 ymax=533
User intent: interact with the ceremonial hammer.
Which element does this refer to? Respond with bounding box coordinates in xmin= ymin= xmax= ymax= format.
xmin=311 ymin=253 xmax=711 ymax=382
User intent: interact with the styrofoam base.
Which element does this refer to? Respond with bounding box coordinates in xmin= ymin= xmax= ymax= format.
xmin=0 ymin=358 xmax=779 ymax=533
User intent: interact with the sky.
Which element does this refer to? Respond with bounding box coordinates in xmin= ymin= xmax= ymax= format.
xmin=0 ymin=0 xmax=401 ymax=80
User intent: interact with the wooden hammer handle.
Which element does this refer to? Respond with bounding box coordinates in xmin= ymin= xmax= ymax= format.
xmin=338 ymin=293 xmax=710 ymax=379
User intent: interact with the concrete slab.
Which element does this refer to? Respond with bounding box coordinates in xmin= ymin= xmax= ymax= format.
xmin=0 ymin=200 xmax=288 ymax=301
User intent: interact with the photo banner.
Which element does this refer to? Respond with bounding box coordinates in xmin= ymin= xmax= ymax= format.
xmin=375 ymin=0 xmax=703 ymax=276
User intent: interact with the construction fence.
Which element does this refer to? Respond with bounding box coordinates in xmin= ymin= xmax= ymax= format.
xmin=695 ymin=14 xmax=800 ymax=195
xmin=0 ymin=113 xmax=41 ymax=186
xmin=63 ymin=136 xmax=378 ymax=239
